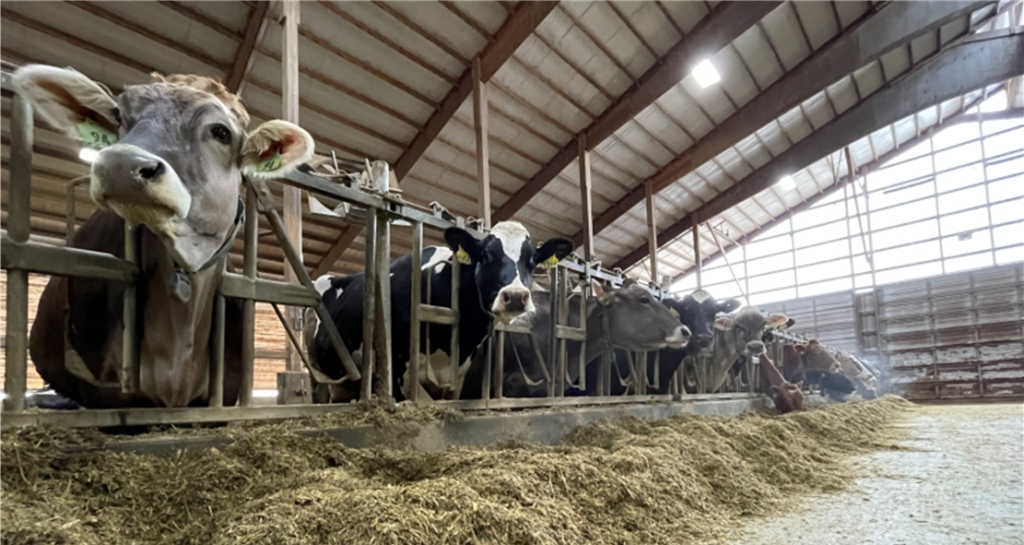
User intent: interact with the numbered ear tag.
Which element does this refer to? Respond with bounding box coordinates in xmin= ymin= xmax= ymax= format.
xmin=540 ymin=255 xmax=560 ymax=269
xmin=456 ymin=245 xmax=472 ymax=265
xmin=256 ymin=152 xmax=283 ymax=173
xmin=75 ymin=119 xmax=117 ymax=149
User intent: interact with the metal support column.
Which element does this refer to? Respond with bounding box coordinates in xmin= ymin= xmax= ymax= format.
xmin=409 ymin=221 xmax=423 ymax=402
xmin=645 ymin=180 xmax=658 ymax=283
xmin=209 ymin=294 xmax=226 ymax=407
xmin=361 ymin=207 xmax=378 ymax=402
xmin=281 ymin=0 xmax=304 ymax=373
xmin=692 ymin=214 xmax=702 ymax=290
xmin=121 ymin=224 xmax=141 ymax=393
xmin=3 ymin=93 xmax=31 ymax=413
xmin=240 ymin=185 xmax=258 ymax=407
xmin=373 ymin=211 xmax=393 ymax=399
xmin=578 ymin=133 xmax=594 ymax=262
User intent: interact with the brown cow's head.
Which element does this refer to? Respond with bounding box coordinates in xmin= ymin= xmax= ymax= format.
xmin=13 ymin=66 xmax=314 ymax=272
xmin=793 ymin=340 xmax=841 ymax=372
xmin=771 ymin=381 xmax=805 ymax=413
xmin=714 ymin=306 xmax=789 ymax=358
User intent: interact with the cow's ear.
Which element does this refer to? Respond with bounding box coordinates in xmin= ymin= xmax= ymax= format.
xmin=766 ymin=313 xmax=789 ymax=329
xmin=534 ymin=238 xmax=574 ymax=269
xmin=714 ymin=315 xmax=734 ymax=331
xmin=13 ymin=65 xmax=119 ymax=147
xmin=718 ymin=298 xmax=742 ymax=314
xmin=444 ymin=227 xmax=482 ymax=265
xmin=794 ymin=343 xmax=808 ymax=355
xmin=241 ymin=120 xmax=315 ymax=179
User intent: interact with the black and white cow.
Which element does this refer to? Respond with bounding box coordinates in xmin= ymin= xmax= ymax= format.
xmin=604 ymin=289 xmax=742 ymax=396
xmin=311 ymin=221 xmax=573 ymax=402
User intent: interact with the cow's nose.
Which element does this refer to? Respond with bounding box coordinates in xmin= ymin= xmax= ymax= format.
xmin=494 ymin=287 xmax=530 ymax=314
xmin=665 ymin=325 xmax=691 ymax=348
xmin=746 ymin=340 xmax=765 ymax=354
xmin=137 ymin=160 xmax=164 ymax=181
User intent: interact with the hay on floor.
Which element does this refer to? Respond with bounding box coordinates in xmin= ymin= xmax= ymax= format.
xmin=1 ymin=396 xmax=911 ymax=545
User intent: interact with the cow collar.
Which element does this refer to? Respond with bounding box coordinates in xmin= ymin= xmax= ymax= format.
xmin=166 ymin=197 xmax=245 ymax=303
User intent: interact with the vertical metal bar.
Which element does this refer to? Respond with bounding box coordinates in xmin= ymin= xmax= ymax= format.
xmin=209 ymin=294 xmax=226 ymax=407
xmin=65 ymin=179 xmax=79 ymax=246
xmin=495 ymin=331 xmax=505 ymax=399
xmin=409 ymin=221 xmax=423 ymax=402
xmin=240 ymin=184 xmax=258 ymax=407
xmin=577 ymin=270 xmax=586 ymax=391
xmin=557 ymin=268 xmax=569 ymax=397
xmin=547 ymin=267 xmax=560 ymax=398
xmin=482 ymin=331 xmax=492 ymax=402
xmin=578 ymin=134 xmax=594 ymax=262
xmin=449 ymin=258 xmax=461 ymax=392
xmin=692 ymin=216 xmax=702 ymax=290
xmin=979 ymin=117 xmax=997 ymax=266
xmin=645 ymin=181 xmax=659 ymax=283
xmin=3 ymin=93 xmax=32 ymax=413
xmin=928 ymin=134 xmax=948 ymax=274
xmin=361 ymin=207 xmax=378 ymax=402
xmin=121 ymin=224 xmax=141 ymax=393
xmin=282 ymin=0 xmax=304 ymax=373
xmin=637 ymin=351 xmax=647 ymax=395
xmin=707 ymin=222 xmax=746 ymax=299
xmin=374 ymin=213 xmax=393 ymax=399
xmin=472 ymin=57 xmax=491 ymax=230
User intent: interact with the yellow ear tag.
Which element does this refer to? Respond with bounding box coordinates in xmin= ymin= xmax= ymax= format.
xmin=540 ymin=255 xmax=560 ymax=269
xmin=256 ymin=152 xmax=283 ymax=173
xmin=669 ymin=308 xmax=679 ymax=319
xmin=456 ymin=246 xmax=472 ymax=265
xmin=75 ymin=119 xmax=117 ymax=149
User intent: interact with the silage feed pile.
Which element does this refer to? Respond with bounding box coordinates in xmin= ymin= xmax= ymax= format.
xmin=2 ymin=396 xmax=911 ymax=545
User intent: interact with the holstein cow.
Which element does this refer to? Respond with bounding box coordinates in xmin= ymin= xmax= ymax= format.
xmin=758 ymin=354 xmax=804 ymax=414
xmin=312 ymin=221 xmax=574 ymax=402
xmin=460 ymin=282 xmax=691 ymax=399
xmin=703 ymin=307 xmax=790 ymax=394
xmin=607 ymin=288 xmax=741 ymax=396
xmin=16 ymin=65 xmax=314 ymax=408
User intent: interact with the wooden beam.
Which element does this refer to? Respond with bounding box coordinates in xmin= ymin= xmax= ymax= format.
xmin=578 ymin=133 xmax=594 ymax=261
xmin=493 ymin=1 xmax=781 ymax=223
xmin=311 ymin=225 xmax=363 ymax=278
xmin=645 ymin=180 xmax=659 ymax=284
xmin=586 ymin=0 xmax=988 ymax=246
xmin=611 ymin=29 xmax=1024 ymax=271
xmin=281 ymin=0 xmax=302 ymax=372
xmin=227 ymin=0 xmax=269 ymax=93
xmin=472 ymin=57 xmax=492 ymax=229
xmin=393 ymin=1 xmax=558 ymax=182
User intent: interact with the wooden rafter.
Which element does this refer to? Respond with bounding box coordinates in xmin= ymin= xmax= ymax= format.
xmin=492 ymin=1 xmax=781 ymax=223
xmin=612 ymin=29 xmax=1023 ymax=271
xmin=227 ymin=1 xmax=269 ymax=92
xmin=392 ymin=1 xmax=558 ymax=181
xmin=585 ymin=0 xmax=986 ymax=247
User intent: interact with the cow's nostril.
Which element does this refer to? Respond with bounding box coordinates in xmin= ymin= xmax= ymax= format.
xmin=502 ymin=292 xmax=512 ymax=304
xmin=137 ymin=161 xmax=164 ymax=181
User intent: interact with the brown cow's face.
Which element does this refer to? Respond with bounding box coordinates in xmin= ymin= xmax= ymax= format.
xmin=794 ymin=340 xmax=841 ymax=372
xmin=13 ymin=66 xmax=314 ymax=272
xmin=771 ymin=381 xmax=804 ymax=413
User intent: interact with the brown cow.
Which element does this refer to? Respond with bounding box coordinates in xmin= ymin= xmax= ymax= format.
xmin=15 ymin=65 xmax=315 ymax=408
xmin=835 ymin=352 xmax=878 ymax=400
xmin=759 ymin=353 xmax=803 ymax=413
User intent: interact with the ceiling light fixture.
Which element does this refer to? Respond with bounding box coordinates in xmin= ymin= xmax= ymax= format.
xmin=693 ymin=59 xmax=721 ymax=88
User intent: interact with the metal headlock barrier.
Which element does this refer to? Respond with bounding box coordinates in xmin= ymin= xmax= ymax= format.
xmin=0 ymin=70 xmax=760 ymax=429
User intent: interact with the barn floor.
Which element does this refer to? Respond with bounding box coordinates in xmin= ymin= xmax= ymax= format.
xmin=724 ymin=402 xmax=1024 ymax=545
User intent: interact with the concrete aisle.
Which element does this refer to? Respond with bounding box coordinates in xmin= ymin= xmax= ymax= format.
xmin=728 ymin=403 xmax=1024 ymax=545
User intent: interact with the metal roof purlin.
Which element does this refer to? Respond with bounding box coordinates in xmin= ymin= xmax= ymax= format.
xmin=584 ymin=0 xmax=989 ymax=248
xmin=492 ymin=0 xmax=782 ymax=223
xmin=612 ymin=28 xmax=1024 ymax=271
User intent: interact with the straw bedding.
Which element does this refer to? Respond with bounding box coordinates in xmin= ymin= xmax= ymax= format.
xmin=1 ymin=396 xmax=911 ymax=545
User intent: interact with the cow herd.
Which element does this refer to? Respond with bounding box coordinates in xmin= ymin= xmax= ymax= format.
xmin=12 ymin=64 xmax=879 ymax=416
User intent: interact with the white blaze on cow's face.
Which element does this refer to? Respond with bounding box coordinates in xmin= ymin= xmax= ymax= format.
xmin=444 ymin=221 xmax=573 ymax=324
xmin=12 ymin=65 xmax=315 ymax=272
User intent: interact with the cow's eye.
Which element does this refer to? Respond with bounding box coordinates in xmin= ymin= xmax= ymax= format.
xmin=640 ymin=296 xmax=651 ymax=304
xmin=210 ymin=124 xmax=232 ymax=145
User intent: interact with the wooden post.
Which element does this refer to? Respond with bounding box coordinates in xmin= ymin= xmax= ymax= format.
xmin=281 ymin=0 xmax=303 ymax=373
xmin=692 ymin=213 xmax=702 ymax=290
xmin=472 ymin=57 xmax=491 ymax=230
xmin=645 ymin=180 xmax=658 ymax=283
xmin=578 ymin=133 xmax=594 ymax=262
xmin=373 ymin=213 xmax=393 ymax=399
xmin=361 ymin=208 xmax=378 ymax=402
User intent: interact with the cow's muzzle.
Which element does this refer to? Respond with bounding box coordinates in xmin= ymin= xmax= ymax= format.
xmin=90 ymin=144 xmax=191 ymax=227
xmin=745 ymin=340 xmax=766 ymax=355
xmin=492 ymin=286 xmax=532 ymax=319
xmin=663 ymin=325 xmax=691 ymax=349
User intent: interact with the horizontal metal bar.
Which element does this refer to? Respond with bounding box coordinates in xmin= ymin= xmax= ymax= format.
xmin=881 ymin=302 xmax=1023 ymax=323
xmin=891 ymin=358 xmax=1024 ymax=370
xmin=219 ymin=272 xmax=318 ymax=307
xmin=882 ymin=318 xmax=1024 ymax=338
xmin=428 ymin=392 xmax=763 ymax=411
xmin=0 ymin=402 xmax=361 ymax=429
xmin=495 ymin=322 xmax=532 ymax=334
xmin=554 ymin=325 xmax=587 ymax=342
xmin=418 ymin=304 xmax=457 ymax=325
xmin=1 ymin=237 xmax=136 ymax=282
xmin=879 ymin=280 xmax=1024 ymax=307
xmin=885 ymin=337 xmax=1024 ymax=354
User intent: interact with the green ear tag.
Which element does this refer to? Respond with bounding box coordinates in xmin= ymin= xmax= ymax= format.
xmin=456 ymin=246 xmax=472 ymax=265
xmin=75 ymin=119 xmax=117 ymax=149
xmin=540 ymin=255 xmax=560 ymax=269
xmin=256 ymin=152 xmax=283 ymax=173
